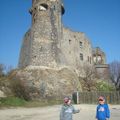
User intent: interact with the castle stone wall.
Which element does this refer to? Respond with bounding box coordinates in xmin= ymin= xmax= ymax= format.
xmin=61 ymin=27 xmax=93 ymax=69
xmin=19 ymin=30 xmax=32 ymax=68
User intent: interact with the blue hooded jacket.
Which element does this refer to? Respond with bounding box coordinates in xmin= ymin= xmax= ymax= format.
xmin=96 ymin=104 xmax=110 ymax=120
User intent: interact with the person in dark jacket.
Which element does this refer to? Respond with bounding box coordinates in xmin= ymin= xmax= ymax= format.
xmin=96 ymin=96 xmax=110 ymax=120
xmin=60 ymin=96 xmax=80 ymax=120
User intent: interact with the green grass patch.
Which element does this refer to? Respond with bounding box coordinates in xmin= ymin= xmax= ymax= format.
xmin=0 ymin=97 xmax=62 ymax=108
xmin=0 ymin=97 xmax=26 ymax=107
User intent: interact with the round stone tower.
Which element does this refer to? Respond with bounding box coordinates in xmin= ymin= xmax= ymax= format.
xmin=19 ymin=0 xmax=65 ymax=68
xmin=30 ymin=0 xmax=65 ymax=39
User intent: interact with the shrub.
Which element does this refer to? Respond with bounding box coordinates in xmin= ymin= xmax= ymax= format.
xmin=96 ymin=81 xmax=115 ymax=91
xmin=10 ymin=78 xmax=31 ymax=101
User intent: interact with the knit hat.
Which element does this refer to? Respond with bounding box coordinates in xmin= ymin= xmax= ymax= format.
xmin=64 ymin=96 xmax=70 ymax=103
xmin=98 ymin=96 xmax=105 ymax=101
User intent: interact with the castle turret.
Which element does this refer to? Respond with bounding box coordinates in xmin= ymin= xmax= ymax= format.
xmin=92 ymin=47 xmax=109 ymax=79
xmin=93 ymin=47 xmax=106 ymax=65
xmin=19 ymin=0 xmax=65 ymax=68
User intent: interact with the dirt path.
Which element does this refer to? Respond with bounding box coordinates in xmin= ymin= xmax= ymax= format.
xmin=0 ymin=104 xmax=120 ymax=120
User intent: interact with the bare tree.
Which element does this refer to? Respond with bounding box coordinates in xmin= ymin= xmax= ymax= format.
xmin=6 ymin=65 xmax=14 ymax=75
xmin=0 ymin=64 xmax=5 ymax=76
xmin=109 ymin=61 xmax=120 ymax=91
xmin=77 ymin=63 xmax=97 ymax=91
xmin=0 ymin=64 xmax=14 ymax=77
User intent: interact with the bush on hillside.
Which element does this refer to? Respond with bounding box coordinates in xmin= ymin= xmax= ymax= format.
xmin=96 ymin=80 xmax=115 ymax=91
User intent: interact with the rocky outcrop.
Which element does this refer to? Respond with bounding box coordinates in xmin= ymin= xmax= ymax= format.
xmin=13 ymin=66 xmax=82 ymax=100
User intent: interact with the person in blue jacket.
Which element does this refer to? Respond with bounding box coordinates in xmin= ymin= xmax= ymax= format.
xmin=60 ymin=96 xmax=80 ymax=120
xmin=96 ymin=96 xmax=110 ymax=120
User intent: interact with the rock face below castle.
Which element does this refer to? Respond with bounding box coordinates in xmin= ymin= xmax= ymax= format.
xmin=15 ymin=66 xmax=81 ymax=99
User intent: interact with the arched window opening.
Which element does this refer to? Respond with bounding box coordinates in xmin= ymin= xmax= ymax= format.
xmin=39 ymin=4 xmax=48 ymax=11
xmin=69 ymin=39 xmax=72 ymax=44
xmin=34 ymin=7 xmax=37 ymax=11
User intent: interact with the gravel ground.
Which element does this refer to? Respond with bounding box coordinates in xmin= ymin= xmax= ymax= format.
xmin=0 ymin=104 xmax=120 ymax=120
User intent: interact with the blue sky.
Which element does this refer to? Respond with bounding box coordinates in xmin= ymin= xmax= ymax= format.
xmin=0 ymin=0 xmax=120 ymax=68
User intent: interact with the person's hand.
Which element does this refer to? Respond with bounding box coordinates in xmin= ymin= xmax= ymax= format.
xmin=77 ymin=109 xmax=80 ymax=113
xmin=106 ymin=118 xmax=109 ymax=120
xmin=79 ymin=108 xmax=82 ymax=112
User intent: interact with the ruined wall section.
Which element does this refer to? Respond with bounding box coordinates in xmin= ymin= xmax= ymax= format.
xmin=62 ymin=27 xmax=93 ymax=69
xmin=93 ymin=47 xmax=106 ymax=65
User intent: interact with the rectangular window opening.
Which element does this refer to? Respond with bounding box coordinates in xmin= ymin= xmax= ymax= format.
xmin=80 ymin=41 xmax=83 ymax=48
xmin=80 ymin=53 xmax=83 ymax=61
xmin=69 ymin=39 xmax=72 ymax=44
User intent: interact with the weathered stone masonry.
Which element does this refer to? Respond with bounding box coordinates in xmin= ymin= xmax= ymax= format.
xmin=19 ymin=0 xmax=97 ymax=70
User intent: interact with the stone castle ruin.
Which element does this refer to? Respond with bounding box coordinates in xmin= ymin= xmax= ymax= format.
xmin=19 ymin=0 xmax=93 ymax=69
xmin=17 ymin=0 xmax=108 ymax=99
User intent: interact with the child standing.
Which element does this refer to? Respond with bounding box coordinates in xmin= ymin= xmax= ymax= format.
xmin=96 ymin=96 xmax=110 ymax=120
xmin=60 ymin=96 xmax=80 ymax=120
